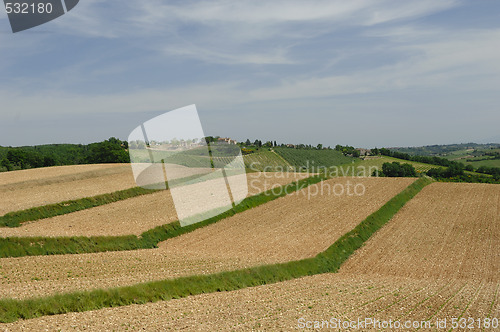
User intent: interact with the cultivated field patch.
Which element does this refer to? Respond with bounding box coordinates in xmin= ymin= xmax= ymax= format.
xmin=0 ymin=164 xmax=126 ymax=186
xmin=340 ymin=182 xmax=500 ymax=282
xmin=0 ymin=163 xmax=225 ymax=216
xmin=0 ymin=177 xmax=414 ymax=299
xmin=358 ymin=156 xmax=439 ymax=174
xmin=0 ymin=172 xmax=311 ymax=237
xmin=0 ymin=165 xmax=136 ymax=216
xmin=0 ymin=250 xmax=265 ymax=300
xmin=158 ymin=177 xmax=415 ymax=263
xmin=2 ymin=273 xmax=496 ymax=331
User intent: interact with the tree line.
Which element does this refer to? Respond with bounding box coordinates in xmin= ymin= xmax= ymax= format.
xmin=0 ymin=138 xmax=129 ymax=172
xmin=371 ymin=147 xmax=500 ymax=178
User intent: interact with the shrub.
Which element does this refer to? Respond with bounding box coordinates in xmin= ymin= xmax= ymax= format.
xmin=381 ymin=162 xmax=417 ymax=177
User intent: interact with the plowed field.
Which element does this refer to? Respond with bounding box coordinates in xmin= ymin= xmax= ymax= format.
xmin=1 ymin=274 xmax=497 ymax=331
xmin=340 ymin=182 xmax=500 ymax=282
xmin=2 ymin=182 xmax=497 ymax=331
xmin=0 ymin=164 xmax=135 ymax=215
xmin=0 ymin=178 xmax=413 ymax=299
xmin=0 ymin=172 xmax=311 ymax=237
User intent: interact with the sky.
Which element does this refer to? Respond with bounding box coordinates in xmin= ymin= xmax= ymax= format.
xmin=0 ymin=0 xmax=499 ymax=148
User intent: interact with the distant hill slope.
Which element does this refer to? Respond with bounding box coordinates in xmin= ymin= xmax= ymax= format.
xmin=390 ymin=143 xmax=500 ymax=169
xmin=356 ymin=156 xmax=439 ymax=174
xmin=390 ymin=143 xmax=499 ymax=156
xmin=274 ymin=148 xmax=353 ymax=171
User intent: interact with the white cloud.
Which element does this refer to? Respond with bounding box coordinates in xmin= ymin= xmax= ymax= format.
xmin=133 ymin=0 xmax=457 ymax=27
xmin=2 ymin=24 xmax=500 ymax=119
xmin=130 ymin=0 xmax=460 ymax=64
xmin=248 ymin=28 xmax=500 ymax=100
xmin=0 ymin=82 xmax=245 ymax=119
xmin=2 ymin=0 xmax=500 ymax=147
xmin=48 ymin=0 xmax=461 ymax=65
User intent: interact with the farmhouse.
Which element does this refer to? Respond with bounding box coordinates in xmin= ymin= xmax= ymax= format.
xmin=355 ymin=148 xmax=371 ymax=156
xmin=217 ymin=137 xmax=237 ymax=145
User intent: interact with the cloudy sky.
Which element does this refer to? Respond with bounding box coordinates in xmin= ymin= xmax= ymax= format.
xmin=0 ymin=0 xmax=499 ymax=147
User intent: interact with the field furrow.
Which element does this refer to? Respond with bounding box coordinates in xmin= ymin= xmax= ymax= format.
xmin=0 ymin=166 xmax=497 ymax=330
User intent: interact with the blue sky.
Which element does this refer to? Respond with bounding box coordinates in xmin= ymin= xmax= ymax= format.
xmin=0 ymin=0 xmax=499 ymax=147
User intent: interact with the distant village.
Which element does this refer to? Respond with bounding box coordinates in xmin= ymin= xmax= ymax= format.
xmin=130 ymin=136 xmax=371 ymax=157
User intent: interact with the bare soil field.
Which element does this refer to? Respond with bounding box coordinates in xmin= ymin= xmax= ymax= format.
xmin=0 ymin=164 xmax=126 ymax=186
xmin=340 ymin=182 xmax=500 ymax=282
xmin=0 ymin=163 xmax=226 ymax=216
xmin=1 ymin=181 xmax=498 ymax=330
xmin=0 ymin=178 xmax=413 ymax=299
xmin=1 ymin=273 xmax=497 ymax=331
xmin=158 ymin=177 xmax=415 ymax=262
xmin=0 ymin=250 xmax=265 ymax=300
xmin=0 ymin=164 xmax=136 ymax=216
xmin=0 ymin=172 xmax=311 ymax=237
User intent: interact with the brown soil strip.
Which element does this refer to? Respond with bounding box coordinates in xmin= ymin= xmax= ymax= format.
xmin=0 ymin=172 xmax=310 ymax=237
xmin=0 ymin=165 xmax=136 ymax=216
xmin=339 ymin=182 xmax=500 ymax=282
xmin=0 ymin=164 xmax=126 ymax=186
xmin=3 ymin=274 xmax=497 ymax=331
xmin=158 ymin=177 xmax=415 ymax=263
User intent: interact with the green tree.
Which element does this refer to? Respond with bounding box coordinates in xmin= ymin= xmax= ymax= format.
xmin=381 ymin=162 xmax=417 ymax=177
xmin=1 ymin=158 xmax=13 ymax=171
xmin=7 ymin=149 xmax=28 ymax=169
xmin=86 ymin=138 xmax=129 ymax=164
xmin=443 ymin=163 xmax=464 ymax=178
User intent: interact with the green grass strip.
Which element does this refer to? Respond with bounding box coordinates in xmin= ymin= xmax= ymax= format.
xmin=0 ymin=187 xmax=159 ymax=228
xmin=0 ymin=177 xmax=432 ymax=323
xmin=0 ymin=172 xmax=228 ymax=228
xmin=0 ymin=175 xmax=327 ymax=258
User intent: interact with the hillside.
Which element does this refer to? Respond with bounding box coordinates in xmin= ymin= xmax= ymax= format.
xmin=390 ymin=143 xmax=500 ymax=169
xmin=274 ymin=147 xmax=354 ymax=171
xmin=390 ymin=143 xmax=500 ymax=156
